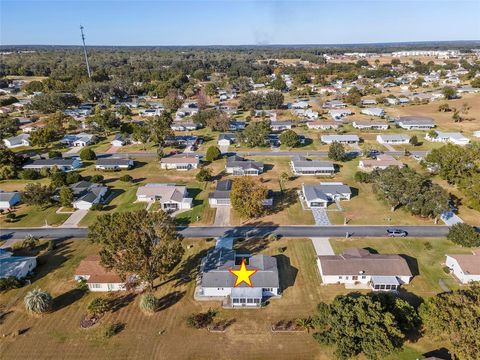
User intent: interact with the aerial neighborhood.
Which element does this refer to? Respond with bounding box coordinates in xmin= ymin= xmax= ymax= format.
xmin=1 ymin=36 xmax=479 ymax=360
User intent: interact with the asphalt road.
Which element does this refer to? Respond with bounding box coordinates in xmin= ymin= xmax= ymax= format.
xmin=0 ymin=225 xmax=450 ymax=242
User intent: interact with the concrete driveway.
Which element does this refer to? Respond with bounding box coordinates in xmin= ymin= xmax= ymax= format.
xmin=214 ymin=206 xmax=231 ymax=226
xmin=60 ymin=209 xmax=89 ymax=228
xmin=311 ymin=208 xmax=331 ymax=225
xmin=310 ymin=237 xmax=334 ymax=255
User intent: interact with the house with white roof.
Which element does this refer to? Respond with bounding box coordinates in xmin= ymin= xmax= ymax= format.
xmin=397 ymin=116 xmax=436 ymax=130
xmin=171 ymin=121 xmax=201 ymax=131
xmin=329 ymin=109 xmax=352 ymax=120
xmin=110 ymin=134 xmax=127 ymax=147
xmin=307 ymin=120 xmax=340 ymax=130
xmin=225 ymin=155 xmax=264 ymax=176
xmin=323 ymin=100 xmax=346 ymax=109
xmin=270 ymin=121 xmax=293 ymax=132
xmin=301 ymin=183 xmax=352 ymax=208
xmin=377 ymin=134 xmax=410 ymax=144
xmin=160 ymin=154 xmax=200 ymax=171
xmin=445 ymin=252 xmax=480 ymax=284
xmin=218 ymin=133 xmax=236 ymax=147
xmin=361 ymin=108 xmax=385 ymax=117
xmin=61 ymin=133 xmax=97 ymax=147
xmin=353 ymin=121 xmax=388 ymax=130
xmin=3 ymin=134 xmax=30 ymax=148
xmin=317 ymin=248 xmax=413 ymax=291
xmin=0 ymin=249 xmax=37 ymax=279
xmin=321 ymin=134 xmax=360 ymax=145
xmin=136 ymin=184 xmax=192 ymax=210
xmin=425 ymin=131 xmax=470 ymax=146
xmin=290 ymin=156 xmax=335 ymax=176
xmin=95 ymin=158 xmax=134 ymax=171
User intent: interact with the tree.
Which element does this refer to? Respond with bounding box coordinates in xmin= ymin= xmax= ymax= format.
xmin=438 ymin=103 xmax=451 ymax=112
xmin=79 ymin=147 xmax=96 ymax=161
xmin=119 ymin=174 xmax=133 ymax=182
xmin=237 ymin=120 xmax=271 ymax=147
xmin=296 ymin=317 xmax=314 ymax=333
xmin=22 ymin=234 xmax=39 ymax=250
xmin=24 ymin=288 xmax=53 ymax=315
xmin=409 ymin=135 xmax=419 ymax=146
xmin=22 ymin=183 xmax=54 ymax=207
xmin=139 ymin=293 xmax=158 ymax=314
xmin=196 ymin=168 xmax=212 ymax=182
xmin=328 ymin=142 xmax=346 ymax=161
xmin=91 ymin=174 xmax=104 ymax=183
xmin=419 ymin=284 xmax=480 ymax=360
xmin=28 ymin=92 xmax=80 ymax=113
xmin=89 ymin=210 xmax=184 ymax=290
xmin=0 ymin=145 xmax=22 ymax=180
xmin=279 ymin=130 xmax=300 ymax=148
xmin=196 ymin=89 xmax=209 ymax=110
xmin=447 ymin=223 xmax=480 ymax=247
xmin=187 ymin=309 xmax=216 ymax=329
xmin=86 ymin=110 xmax=120 ymax=136
xmin=442 ymin=86 xmax=457 ymax=100
xmin=131 ymin=123 xmax=150 ymax=149
xmin=230 ymin=178 xmax=267 ymax=219
xmin=271 ymin=77 xmax=287 ymax=91
xmin=87 ymin=297 xmax=111 ymax=317
xmin=313 ymin=294 xmax=419 ymax=360
xmin=59 ymin=186 xmax=74 ymax=207
xmin=354 ymin=171 xmax=372 ymax=183
xmin=470 ymin=77 xmax=480 ymax=88
xmin=0 ymin=117 xmax=19 ymax=139
xmin=205 ymin=146 xmax=221 ymax=162
xmin=163 ymin=89 xmax=184 ymax=111
xmin=29 ymin=126 xmax=61 ymax=148
xmin=344 ymin=87 xmax=362 ymax=106
xmin=149 ymin=112 xmax=174 ymax=146
xmin=279 ymin=172 xmax=289 ymax=191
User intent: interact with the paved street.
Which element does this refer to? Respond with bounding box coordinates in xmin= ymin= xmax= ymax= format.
xmin=0 ymin=225 xmax=451 ymax=241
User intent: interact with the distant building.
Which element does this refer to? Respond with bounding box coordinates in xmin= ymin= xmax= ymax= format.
xmin=218 ymin=133 xmax=236 ymax=147
xmin=352 ymin=121 xmax=388 ymax=130
xmin=95 ymin=158 xmax=134 ymax=171
xmin=3 ymin=134 xmax=30 ymax=148
xmin=0 ymin=191 xmax=21 ymax=210
xmin=376 ymin=134 xmax=410 ymax=144
xmin=160 ymin=154 xmax=200 ymax=171
xmin=321 ymin=134 xmax=359 ymax=144
xmin=360 ymin=108 xmax=385 ymax=117
xmin=23 ymin=158 xmax=82 ymax=172
xmin=136 ymin=184 xmax=193 ymax=210
xmin=359 ymin=154 xmax=404 ymax=171
xmin=307 ymin=120 xmax=340 ymax=130
xmin=425 ymin=131 xmax=470 ymax=146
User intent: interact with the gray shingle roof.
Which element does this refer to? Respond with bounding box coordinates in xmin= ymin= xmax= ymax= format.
xmin=291 ymin=156 xmax=334 ymax=171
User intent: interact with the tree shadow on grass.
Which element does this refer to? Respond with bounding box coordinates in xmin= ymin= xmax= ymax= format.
xmin=110 ymin=293 xmax=137 ymax=313
xmin=171 ymin=247 xmax=211 ymax=287
xmin=269 ymin=189 xmax=297 ymax=214
xmin=53 ymin=288 xmax=86 ymax=312
xmin=422 ymin=348 xmax=452 ymax=360
xmin=157 ymin=291 xmax=185 ymax=311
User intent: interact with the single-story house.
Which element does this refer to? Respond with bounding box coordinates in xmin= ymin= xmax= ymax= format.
xmin=225 ymin=155 xmax=264 ymax=176
xmin=164 ymin=135 xmax=201 ymax=148
xmin=359 ymin=154 xmax=404 ymax=171
xmin=323 ymin=100 xmax=346 ymax=109
xmin=317 ymin=248 xmax=413 ymax=291
xmin=301 ymin=183 xmax=352 ymax=208
xmin=0 ymin=191 xmax=21 ymax=209
xmin=208 ymin=179 xmax=273 ymax=207
xmin=445 ymin=252 xmax=480 ymax=284
xmin=457 ymin=85 xmax=480 ymax=94
xmin=0 ymin=249 xmax=37 ymax=279
xmin=141 ymin=108 xmax=163 ymax=117
xmin=3 ymin=134 xmax=30 ymax=148
xmin=136 ymin=183 xmax=193 ymax=210
xmin=229 ymin=121 xmax=246 ymax=131
xmin=294 ymin=108 xmax=318 ymax=120
xmin=74 ymin=255 xmax=136 ymax=292
xmin=397 ymin=116 xmax=436 ymax=130
xmin=270 ymin=121 xmax=293 ymax=132
xmin=321 ymin=134 xmax=360 ymax=145
xmin=110 ymin=134 xmax=127 ymax=147
xmin=160 ymin=154 xmax=200 ymax=171
xmin=329 ymin=109 xmax=352 ymax=120
xmin=352 ymin=121 xmax=388 ymax=130
xmin=361 ymin=99 xmax=377 ymax=106
xmin=61 ymin=133 xmax=97 ymax=147
xmin=290 ymin=156 xmax=335 ymax=176
xmin=95 ymin=158 xmax=134 ymax=171
xmin=20 ymin=120 xmax=46 ymax=133
xmin=425 ymin=131 xmax=470 ymax=146
xmin=360 ymin=108 xmax=385 ymax=117
xmin=218 ymin=133 xmax=236 ymax=147
xmin=290 ymin=100 xmax=310 ymax=109
xmin=70 ymin=181 xmax=109 ymax=210
xmin=171 ymin=121 xmax=201 ymax=131
xmin=376 ymin=134 xmax=410 ymax=144
xmin=197 ymin=247 xmax=280 ymax=307
xmin=307 ymin=120 xmax=340 ymax=130
xmin=23 ymin=158 xmax=82 ymax=172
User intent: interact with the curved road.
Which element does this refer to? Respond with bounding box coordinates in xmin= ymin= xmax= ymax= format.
xmin=1 ymin=225 xmax=449 ymax=242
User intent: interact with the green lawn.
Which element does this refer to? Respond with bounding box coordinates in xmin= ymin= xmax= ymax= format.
xmin=1 ymin=205 xmax=69 ymax=228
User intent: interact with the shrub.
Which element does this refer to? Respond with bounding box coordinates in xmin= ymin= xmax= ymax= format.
xmin=186 ymin=309 xmax=216 ymax=329
xmin=48 ymin=150 xmax=62 ymax=158
xmin=328 ymin=142 xmax=346 ymax=161
xmin=20 ymin=169 xmax=40 ymax=180
xmin=77 ymin=278 xmax=89 ymax=292
xmin=24 ymin=288 xmax=53 ymax=315
xmin=196 ymin=168 xmax=212 ymax=182
xmin=6 ymin=212 xmax=17 ymax=222
xmin=79 ymin=147 xmax=96 ymax=161
xmin=354 ymin=171 xmax=372 ymax=183
xmin=22 ymin=234 xmax=39 ymax=250
xmin=90 ymin=203 xmax=104 ymax=211
xmin=87 ymin=297 xmax=111 ymax=317
xmin=447 ymin=223 xmax=480 ymax=247
xmin=0 ymin=276 xmax=24 ymax=291
xmin=103 ymin=322 xmax=124 ymax=338
xmin=424 ymin=241 xmax=433 ymax=250
xmin=90 ymin=174 xmax=104 ymax=183
xmin=139 ymin=293 xmax=158 ymax=314
xmin=205 ymin=146 xmax=221 ymax=162
xmin=119 ymin=174 xmax=133 ymax=182
xmin=66 ymin=171 xmax=82 ymax=185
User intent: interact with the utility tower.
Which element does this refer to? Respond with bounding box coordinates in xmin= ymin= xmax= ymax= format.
xmin=80 ymin=25 xmax=92 ymax=78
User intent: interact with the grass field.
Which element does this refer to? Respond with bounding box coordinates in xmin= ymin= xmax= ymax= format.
xmin=0 ymin=236 xmax=459 ymax=359
xmin=0 ymin=205 xmax=69 ymax=228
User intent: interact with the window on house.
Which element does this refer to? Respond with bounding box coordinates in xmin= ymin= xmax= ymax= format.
xmin=233 ymin=298 xmax=239 ymax=303
xmin=91 ymin=283 xmax=101 ymax=289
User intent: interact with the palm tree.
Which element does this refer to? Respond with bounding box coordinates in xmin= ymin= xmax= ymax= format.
xmin=24 ymin=288 xmax=53 ymax=315
xmin=22 ymin=234 xmax=39 ymax=250
xmin=296 ymin=317 xmax=314 ymax=333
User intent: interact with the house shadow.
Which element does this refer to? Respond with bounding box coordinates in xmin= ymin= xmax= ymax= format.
xmin=133 ymin=177 xmax=146 ymax=184
xmin=263 ymin=163 xmax=275 ymax=172
xmin=24 ymin=241 xmax=73 ymax=284
xmin=349 ymin=186 xmax=359 ymax=198
xmin=171 ymin=247 xmax=211 ymax=287
xmin=273 ymin=254 xmax=298 ymax=292
xmin=422 ymin=348 xmax=452 ymax=360
xmin=133 ymin=161 xmax=147 ymax=169
xmin=156 ymin=291 xmax=185 ymax=311
xmin=363 ymin=247 xmax=379 ymax=254
xmin=399 ymin=254 xmax=419 ymax=276
xmin=0 ymin=310 xmax=13 ymax=325
xmin=297 ymin=138 xmax=313 ymax=148
xmin=110 ymin=292 xmax=136 ymax=313
xmin=53 ymin=288 xmax=86 ymax=312
xmin=187 ymin=188 xmax=203 ymax=205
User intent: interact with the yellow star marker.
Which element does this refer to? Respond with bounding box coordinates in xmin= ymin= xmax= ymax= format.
xmin=229 ymin=258 xmax=257 ymax=287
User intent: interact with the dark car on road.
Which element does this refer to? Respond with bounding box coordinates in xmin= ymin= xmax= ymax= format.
xmin=386 ymin=229 xmax=408 ymax=237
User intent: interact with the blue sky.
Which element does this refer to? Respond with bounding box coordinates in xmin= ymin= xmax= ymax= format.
xmin=1 ymin=1 xmax=479 ymax=45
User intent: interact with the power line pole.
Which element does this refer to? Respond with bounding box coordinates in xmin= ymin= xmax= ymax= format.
xmin=80 ymin=25 xmax=92 ymax=79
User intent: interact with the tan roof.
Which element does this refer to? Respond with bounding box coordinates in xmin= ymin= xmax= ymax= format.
xmin=318 ymin=248 xmax=412 ymax=277
xmin=448 ymin=253 xmax=480 ymax=275
xmin=161 ymin=155 xmax=199 ymax=164
xmin=75 ymin=255 xmax=123 ymax=284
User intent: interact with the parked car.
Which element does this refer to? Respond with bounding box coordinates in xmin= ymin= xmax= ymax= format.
xmin=386 ymin=229 xmax=408 ymax=237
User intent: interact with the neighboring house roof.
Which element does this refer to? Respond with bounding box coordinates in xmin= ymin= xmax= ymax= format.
xmin=201 ymin=248 xmax=279 ymax=288
xmin=161 ymin=154 xmax=200 ymax=164
xmin=96 ymin=158 xmax=133 ymax=166
xmin=378 ymin=134 xmax=410 ymax=142
xmin=226 ymin=155 xmax=263 ymax=171
xmin=0 ymin=191 xmax=20 ymax=203
xmin=136 ymin=184 xmax=187 ymax=203
xmin=23 ymin=158 xmax=79 ymax=168
xmin=208 ymin=180 xmax=233 ymax=200
xmin=3 ymin=134 xmax=30 ymax=146
xmin=75 ymin=255 xmax=123 ymax=284
xmin=321 ymin=134 xmax=360 ymax=142
xmin=0 ymin=250 xmax=36 ymax=279
xmin=447 ymin=253 xmax=480 ymax=275
xmin=291 ymin=156 xmax=335 ymax=171
xmin=318 ymin=248 xmax=412 ymax=277
xmin=353 ymin=121 xmax=388 ymax=128
xmin=360 ymin=155 xmax=404 ymax=169
xmin=303 ymin=183 xmax=351 ymax=202
xmin=218 ymin=133 xmax=236 ymax=142
xmin=397 ymin=116 xmax=435 ymax=125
